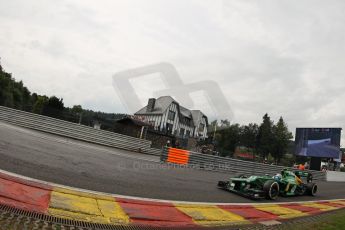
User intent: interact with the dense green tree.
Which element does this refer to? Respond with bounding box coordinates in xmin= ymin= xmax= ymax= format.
xmin=210 ymin=115 xmax=293 ymax=163
xmin=30 ymin=93 xmax=38 ymax=111
xmin=0 ymin=65 xmax=33 ymax=110
xmin=0 ymin=69 xmax=14 ymax=107
xmin=72 ymin=105 xmax=83 ymax=114
xmin=21 ymin=86 xmax=32 ymax=111
xmin=41 ymin=96 xmax=64 ymax=118
xmin=215 ymin=123 xmax=241 ymax=157
xmin=71 ymin=105 xmax=83 ymax=123
xmin=12 ymin=87 xmax=23 ymax=109
xmin=220 ymin=119 xmax=230 ymax=128
xmin=272 ymin=117 xmax=293 ymax=163
xmin=33 ymin=96 xmax=48 ymax=114
xmin=240 ymin=123 xmax=259 ymax=149
xmin=257 ymin=114 xmax=274 ymax=160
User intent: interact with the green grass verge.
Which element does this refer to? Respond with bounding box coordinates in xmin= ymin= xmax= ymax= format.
xmin=283 ymin=209 xmax=345 ymax=230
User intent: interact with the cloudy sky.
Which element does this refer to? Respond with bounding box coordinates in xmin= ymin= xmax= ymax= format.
xmin=0 ymin=0 xmax=345 ymax=143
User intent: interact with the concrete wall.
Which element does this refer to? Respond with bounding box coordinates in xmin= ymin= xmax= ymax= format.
xmin=326 ymin=171 xmax=345 ymax=182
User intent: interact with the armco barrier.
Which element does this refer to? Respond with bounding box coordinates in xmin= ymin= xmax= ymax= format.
xmin=161 ymin=148 xmax=327 ymax=181
xmin=0 ymin=169 xmax=344 ymax=228
xmin=0 ymin=106 xmax=161 ymax=155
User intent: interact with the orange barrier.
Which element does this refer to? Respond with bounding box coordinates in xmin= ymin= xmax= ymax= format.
xmin=167 ymin=148 xmax=190 ymax=165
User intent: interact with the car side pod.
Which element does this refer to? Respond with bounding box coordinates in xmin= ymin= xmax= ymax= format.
xmin=263 ymin=180 xmax=280 ymax=200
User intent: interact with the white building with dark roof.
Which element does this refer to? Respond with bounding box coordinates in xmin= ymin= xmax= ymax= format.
xmin=135 ymin=96 xmax=208 ymax=139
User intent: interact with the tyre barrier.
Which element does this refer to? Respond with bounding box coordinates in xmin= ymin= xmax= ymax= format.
xmin=0 ymin=169 xmax=344 ymax=228
xmin=161 ymin=147 xmax=327 ymax=181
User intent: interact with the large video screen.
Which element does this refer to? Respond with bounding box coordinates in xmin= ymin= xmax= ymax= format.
xmin=295 ymin=128 xmax=342 ymax=158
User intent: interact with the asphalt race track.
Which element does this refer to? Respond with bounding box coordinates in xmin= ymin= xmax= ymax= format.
xmin=1 ymin=121 xmax=345 ymax=203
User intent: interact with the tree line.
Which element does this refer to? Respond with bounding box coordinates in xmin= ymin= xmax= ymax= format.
xmin=210 ymin=113 xmax=293 ymax=164
xmin=0 ymin=59 xmax=126 ymax=130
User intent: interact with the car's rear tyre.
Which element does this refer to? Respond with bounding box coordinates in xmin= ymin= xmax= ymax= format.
xmin=306 ymin=183 xmax=317 ymax=196
xmin=263 ymin=180 xmax=280 ymax=200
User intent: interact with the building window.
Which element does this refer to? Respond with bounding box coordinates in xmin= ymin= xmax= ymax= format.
xmin=168 ymin=110 xmax=175 ymax=121
xmin=199 ymin=123 xmax=205 ymax=132
xmin=166 ymin=123 xmax=173 ymax=134
xmin=184 ymin=117 xmax=191 ymax=125
xmin=186 ymin=130 xmax=191 ymax=137
xmin=180 ymin=128 xmax=185 ymax=137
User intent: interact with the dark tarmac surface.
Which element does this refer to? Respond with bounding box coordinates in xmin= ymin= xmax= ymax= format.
xmin=1 ymin=121 xmax=345 ymax=203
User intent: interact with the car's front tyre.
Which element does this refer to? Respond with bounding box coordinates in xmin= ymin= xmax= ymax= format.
xmin=263 ymin=180 xmax=280 ymax=200
xmin=218 ymin=181 xmax=230 ymax=189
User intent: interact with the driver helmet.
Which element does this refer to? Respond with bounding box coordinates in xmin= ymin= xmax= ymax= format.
xmin=273 ymin=173 xmax=282 ymax=181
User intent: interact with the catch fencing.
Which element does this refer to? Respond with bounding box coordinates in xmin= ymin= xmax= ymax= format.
xmin=161 ymin=147 xmax=327 ymax=181
xmin=0 ymin=106 xmax=162 ymax=155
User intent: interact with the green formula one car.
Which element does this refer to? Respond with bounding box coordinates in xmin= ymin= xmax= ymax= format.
xmin=218 ymin=169 xmax=318 ymax=200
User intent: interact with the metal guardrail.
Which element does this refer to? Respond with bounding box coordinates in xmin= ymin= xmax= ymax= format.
xmin=0 ymin=106 xmax=162 ymax=155
xmin=161 ymin=147 xmax=327 ymax=181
